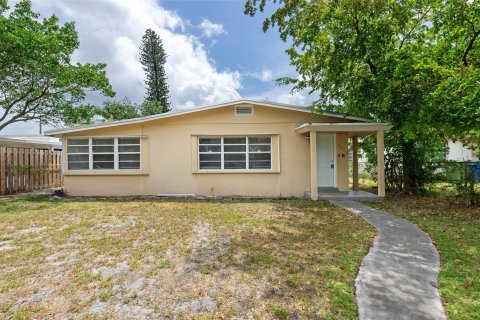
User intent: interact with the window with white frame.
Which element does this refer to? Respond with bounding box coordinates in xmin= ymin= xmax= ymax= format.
xmin=92 ymin=138 xmax=114 ymax=169
xmin=198 ymin=136 xmax=271 ymax=170
xmin=67 ymin=137 xmax=140 ymax=170
xmin=67 ymin=138 xmax=89 ymax=170
xmin=118 ymin=138 xmax=141 ymax=169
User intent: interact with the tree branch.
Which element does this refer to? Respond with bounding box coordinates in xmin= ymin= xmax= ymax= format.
xmin=462 ymin=28 xmax=480 ymax=67
xmin=353 ymin=18 xmax=378 ymax=76
xmin=399 ymin=7 xmax=431 ymax=50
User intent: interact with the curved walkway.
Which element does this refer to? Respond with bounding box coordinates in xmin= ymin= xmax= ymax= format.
xmin=331 ymin=200 xmax=446 ymax=320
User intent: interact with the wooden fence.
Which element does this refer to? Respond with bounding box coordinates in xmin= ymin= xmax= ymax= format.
xmin=0 ymin=147 xmax=62 ymax=195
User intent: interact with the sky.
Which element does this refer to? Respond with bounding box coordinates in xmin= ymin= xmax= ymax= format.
xmin=3 ymin=0 xmax=317 ymax=134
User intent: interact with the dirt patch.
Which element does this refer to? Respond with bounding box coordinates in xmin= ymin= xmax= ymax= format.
xmin=0 ymin=240 xmax=16 ymax=251
xmin=17 ymin=226 xmax=45 ymax=235
xmin=174 ymin=296 xmax=217 ymax=313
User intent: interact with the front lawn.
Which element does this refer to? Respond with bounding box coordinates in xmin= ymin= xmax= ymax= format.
xmin=0 ymin=196 xmax=374 ymax=319
xmin=367 ymin=197 xmax=480 ymax=320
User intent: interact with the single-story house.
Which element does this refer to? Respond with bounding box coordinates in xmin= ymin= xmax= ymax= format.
xmin=45 ymin=100 xmax=391 ymax=199
xmin=0 ymin=135 xmax=62 ymax=150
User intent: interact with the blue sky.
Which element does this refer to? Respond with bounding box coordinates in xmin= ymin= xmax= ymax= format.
xmin=3 ymin=0 xmax=314 ymax=135
xmin=160 ymin=0 xmax=295 ymax=99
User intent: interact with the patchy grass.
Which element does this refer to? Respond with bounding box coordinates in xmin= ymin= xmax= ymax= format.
xmin=0 ymin=195 xmax=374 ymax=319
xmin=367 ymin=196 xmax=480 ymax=320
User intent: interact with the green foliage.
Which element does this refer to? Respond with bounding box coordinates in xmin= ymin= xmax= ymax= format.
xmin=0 ymin=0 xmax=114 ymax=131
xmin=61 ymin=104 xmax=100 ymax=127
xmin=139 ymin=28 xmax=170 ymax=114
xmin=245 ymin=0 xmax=480 ymax=193
xmin=100 ymin=97 xmax=140 ymax=121
xmin=140 ymin=100 xmax=166 ymax=117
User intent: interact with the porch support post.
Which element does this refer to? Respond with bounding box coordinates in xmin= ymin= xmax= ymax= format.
xmin=376 ymin=130 xmax=385 ymax=197
xmin=309 ymin=131 xmax=318 ymax=200
xmin=352 ymin=136 xmax=359 ymax=190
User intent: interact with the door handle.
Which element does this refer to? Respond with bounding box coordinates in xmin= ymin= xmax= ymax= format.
xmin=331 ymin=164 xmax=334 ymax=169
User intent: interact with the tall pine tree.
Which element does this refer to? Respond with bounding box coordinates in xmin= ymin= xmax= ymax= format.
xmin=139 ymin=29 xmax=170 ymax=114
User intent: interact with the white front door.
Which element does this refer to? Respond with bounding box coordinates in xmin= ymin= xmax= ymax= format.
xmin=316 ymin=134 xmax=335 ymax=187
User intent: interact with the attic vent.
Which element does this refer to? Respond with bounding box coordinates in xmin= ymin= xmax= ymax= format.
xmin=235 ymin=105 xmax=253 ymax=116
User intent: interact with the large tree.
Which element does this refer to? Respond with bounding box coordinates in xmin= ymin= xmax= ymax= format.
xmin=0 ymin=0 xmax=114 ymax=131
xmin=245 ymin=0 xmax=480 ymax=193
xmin=139 ymin=28 xmax=171 ymax=114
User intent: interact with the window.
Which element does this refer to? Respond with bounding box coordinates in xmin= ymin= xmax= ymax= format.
xmin=248 ymin=137 xmax=271 ymax=169
xmin=67 ymin=139 xmax=89 ymax=170
xmin=118 ymin=138 xmax=141 ymax=169
xmin=67 ymin=137 xmax=141 ymax=171
xmin=92 ymin=138 xmax=114 ymax=169
xmin=198 ymin=138 xmax=221 ymax=169
xmin=199 ymin=137 xmax=271 ymax=170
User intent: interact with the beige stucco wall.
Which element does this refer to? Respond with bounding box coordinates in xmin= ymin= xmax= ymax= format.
xmin=61 ymin=103 xmax=351 ymax=197
xmin=335 ymin=133 xmax=349 ymax=192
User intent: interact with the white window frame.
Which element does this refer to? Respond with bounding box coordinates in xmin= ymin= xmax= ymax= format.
xmin=198 ymin=136 xmax=272 ymax=171
xmin=66 ymin=137 xmax=141 ymax=171
xmin=247 ymin=137 xmax=272 ymax=170
xmin=118 ymin=138 xmax=142 ymax=170
xmin=92 ymin=137 xmax=115 ymax=170
xmin=66 ymin=138 xmax=90 ymax=170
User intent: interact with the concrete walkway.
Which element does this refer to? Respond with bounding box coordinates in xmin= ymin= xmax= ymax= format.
xmin=331 ymin=200 xmax=446 ymax=320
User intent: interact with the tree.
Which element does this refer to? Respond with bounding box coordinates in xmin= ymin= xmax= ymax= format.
xmin=245 ymin=0 xmax=480 ymax=193
xmin=61 ymin=104 xmax=100 ymax=127
xmin=139 ymin=28 xmax=171 ymax=114
xmin=0 ymin=0 xmax=114 ymax=131
xmin=100 ymin=98 xmax=140 ymax=121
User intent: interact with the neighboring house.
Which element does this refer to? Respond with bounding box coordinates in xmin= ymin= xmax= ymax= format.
xmin=0 ymin=135 xmax=62 ymax=150
xmin=446 ymin=140 xmax=478 ymax=162
xmin=45 ymin=100 xmax=390 ymax=199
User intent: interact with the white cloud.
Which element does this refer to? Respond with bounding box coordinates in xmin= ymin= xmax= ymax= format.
xmin=21 ymin=0 xmax=241 ymax=110
xmin=247 ymin=86 xmax=318 ymax=106
xmin=247 ymin=68 xmax=274 ymax=82
xmin=2 ymin=0 xmax=242 ymax=134
xmin=199 ymin=19 xmax=225 ymax=38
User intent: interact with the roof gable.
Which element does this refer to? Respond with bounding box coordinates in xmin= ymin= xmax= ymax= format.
xmin=45 ymin=99 xmax=370 ymax=136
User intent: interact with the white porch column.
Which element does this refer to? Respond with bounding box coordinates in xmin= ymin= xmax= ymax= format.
xmin=377 ymin=130 xmax=385 ymax=197
xmin=310 ymin=131 xmax=318 ymax=200
xmin=352 ymin=136 xmax=359 ymax=190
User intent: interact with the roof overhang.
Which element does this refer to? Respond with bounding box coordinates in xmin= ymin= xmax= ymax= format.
xmin=0 ymin=137 xmax=62 ymax=149
xmin=295 ymin=123 xmax=392 ymax=137
xmin=45 ymin=99 xmax=371 ymax=137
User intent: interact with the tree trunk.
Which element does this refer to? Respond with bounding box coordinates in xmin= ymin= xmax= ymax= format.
xmin=401 ymin=140 xmax=421 ymax=194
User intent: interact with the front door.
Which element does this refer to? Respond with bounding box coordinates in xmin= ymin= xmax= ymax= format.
xmin=316 ymin=134 xmax=335 ymax=187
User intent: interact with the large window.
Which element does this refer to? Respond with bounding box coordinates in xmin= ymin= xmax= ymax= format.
xmin=199 ymin=136 xmax=271 ymax=170
xmin=67 ymin=137 xmax=140 ymax=171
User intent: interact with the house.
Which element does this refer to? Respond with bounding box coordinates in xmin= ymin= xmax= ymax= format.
xmin=446 ymin=140 xmax=478 ymax=162
xmin=45 ymin=100 xmax=391 ymax=199
xmin=0 ymin=135 xmax=62 ymax=150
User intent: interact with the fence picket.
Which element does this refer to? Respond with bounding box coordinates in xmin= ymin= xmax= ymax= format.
xmin=18 ymin=148 xmax=24 ymax=192
xmin=0 ymin=147 xmax=5 ymax=195
xmin=0 ymin=147 xmax=62 ymax=195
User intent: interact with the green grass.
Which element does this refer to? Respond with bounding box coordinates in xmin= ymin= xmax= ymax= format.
xmin=367 ymin=196 xmax=480 ymax=320
xmin=0 ymin=195 xmax=375 ymax=319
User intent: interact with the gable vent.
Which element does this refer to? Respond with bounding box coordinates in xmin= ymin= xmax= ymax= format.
xmin=235 ymin=105 xmax=253 ymax=116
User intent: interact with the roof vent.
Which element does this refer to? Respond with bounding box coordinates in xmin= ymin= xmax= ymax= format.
xmin=235 ymin=104 xmax=253 ymax=116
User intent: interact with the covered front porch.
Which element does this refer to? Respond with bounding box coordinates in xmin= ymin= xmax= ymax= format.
xmin=296 ymin=122 xmax=391 ymax=200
